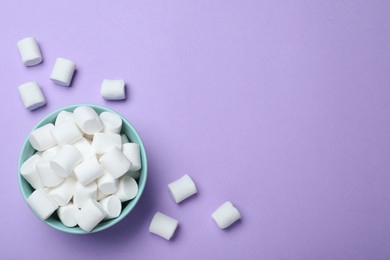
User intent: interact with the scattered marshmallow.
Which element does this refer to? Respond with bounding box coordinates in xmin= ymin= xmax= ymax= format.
xmin=168 ymin=174 xmax=197 ymax=204
xmin=100 ymin=111 xmax=122 ymax=134
xmin=18 ymin=81 xmax=46 ymax=110
xmin=73 ymin=181 xmax=97 ymax=209
xmin=92 ymin=133 xmax=121 ymax=154
xmin=74 ymin=156 xmax=103 ymax=186
xmin=26 ymin=189 xmax=58 ymax=219
xmin=75 ymin=199 xmax=107 ymax=232
xmin=48 ymin=177 xmax=76 ymax=206
xmin=211 ymin=201 xmax=241 ymax=229
xmin=28 ymin=123 xmax=56 ymax=151
xmin=17 ymin=37 xmax=43 ymax=66
xmin=50 ymin=57 xmax=76 ymax=86
xmin=99 ymin=147 xmax=131 ymax=179
xmin=114 ymin=176 xmax=138 ymax=202
xmin=55 ymin=111 xmax=75 ymax=125
xmin=74 ymin=106 xmax=103 ymax=135
xmin=122 ymin=143 xmax=141 ymax=172
xmin=149 ymin=212 xmax=179 ymax=240
xmin=57 ymin=203 xmax=78 ymax=227
xmin=99 ymin=195 xmax=122 ymax=220
xmin=20 ymin=154 xmax=44 ymax=189
xmin=50 ymin=145 xmax=82 ymax=177
xmin=101 ymin=79 xmax=126 ymax=100
xmin=50 ymin=120 xmax=82 ymax=146
xmin=97 ymin=170 xmax=118 ymax=195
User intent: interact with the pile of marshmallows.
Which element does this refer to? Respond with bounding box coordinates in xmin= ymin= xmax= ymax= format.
xmin=16 ymin=37 xmax=126 ymax=111
xmin=20 ymin=106 xmax=141 ymax=232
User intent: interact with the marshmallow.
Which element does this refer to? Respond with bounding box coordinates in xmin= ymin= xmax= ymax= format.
xmin=26 ymin=189 xmax=58 ymax=219
xmin=50 ymin=120 xmax=82 ymax=146
xmin=41 ymin=145 xmax=60 ymax=158
xmin=75 ymin=199 xmax=107 ymax=232
xmin=55 ymin=111 xmax=75 ymax=125
xmin=114 ymin=176 xmax=138 ymax=202
xmin=99 ymin=195 xmax=122 ymax=219
xmin=92 ymin=133 xmax=122 ymax=154
xmin=99 ymin=147 xmax=131 ymax=179
xmin=29 ymin=123 xmax=56 ymax=151
xmin=101 ymin=79 xmax=126 ymax=100
xmin=50 ymin=57 xmax=76 ymax=86
xmin=168 ymin=175 xmax=197 ymax=204
xmin=121 ymin=134 xmax=130 ymax=144
xmin=149 ymin=212 xmax=179 ymax=240
xmin=73 ymin=181 xmax=97 ymax=208
xmin=72 ymin=138 xmax=94 ymax=160
xmin=57 ymin=203 xmax=78 ymax=227
xmin=100 ymin=111 xmax=122 ymax=134
xmin=48 ymin=177 xmax=76 ymax=206
xmin=211 ymin=201 xmax=241 ymax=229
xmin=74 ymin=106 xmax=103 ymax=135
xmin=122 ymin=143 xmax=141 ymax=171
xmin=74 ymin=156 xmax=103 ymax=186
xmin=97 ymin=170 xmax=118 ymax=195
xmin=20 ymin=154 xmax=44 ymax=189
xmin=18 ymin=81 xmax=46 ymax=110
xmin=35 ymin=153 xmax=64 ymax=188
xmin=50 ymin=145 xmax=82 ymax=177
xmin=17 ymin=37 xmax=43 ymax=66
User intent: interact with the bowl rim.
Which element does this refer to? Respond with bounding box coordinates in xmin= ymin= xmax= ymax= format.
xmin=17 ymin=103 xmax=148 ymax=234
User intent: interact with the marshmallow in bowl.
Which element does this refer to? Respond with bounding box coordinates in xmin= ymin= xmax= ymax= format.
xmin=28 ymin=123 xmax=57 ymax=151
xmin=73 ymin=106 xmax=103 ymax=135
xmin=26 ymin=189 xmax=58 ymax=220
xmin=75 ymin=199 xmax=107 ymax=232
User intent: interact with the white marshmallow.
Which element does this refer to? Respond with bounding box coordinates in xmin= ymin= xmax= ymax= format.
xmin=126 ymin=170 xmax=140 ymax=179
xmin=74 ymin=156 xmax=103 ymax=186
xmin=75 ymin=199 xmax=107 ymax=232
xmin=114 ymin=176 xmax=138 ymax=202
xmin=97 ymin=170 xmax=118 ymax=195
xmin=72 ymin=138 xmax=94 ymax=160
xmin=41 ymin=145 xmax=60 ymax=158
xmin=48 ymin=177 xmax=76 ymax=206
xmin=57 ymin=203 xmax=78 ymax=227
xmin=50 ymin=145 xmax=82 ymax=177
xmin=101 ymin=79 xmax=126 ymax=100
xmin=17 ymin=37 xmax=43 ymax=66
xmin=122 ymin=143 xmax=141 ymax=171
xmin=26 ymin=189 xmax=58 ymax=219
xmin=50 ymin=120 xmax=82 ymax=146
xmin=100 ymin=111 xmax=122 ymax=134
xmin=168 ymin=175 xmax=197 ymax=204
xmin=92 ymin=133 xmax=122 ymax=154
xmin=29 ymin=123 xmax=56 ymax=151
xmin=74 ymin=106 xmax=103 ymax=135
xmin=18 ymin=82 xmax=46 ymax=110
xmin=20 ymin=154 xmax=44 ymax=189
xmin=73 ymin=181 xmax=97 ymax=209
xmin=50 ymin=57 xmax=76 ymax=86
xmin=211 ymin=201 xmax=241 ymax=229
xmin=149 ymin=212 xmax=179 ymax=240
xmin=35 ymin=153 xmax=64 ymax=188
xmin=55 ymin=111 xmax=75 ymax=125
xmin=99 ymin=195 xmax=122 ymax=220
xmin=121 ymin=134 xmax=130 ymax=144
xmin=99 ymin=147 xmax=131 ymax=179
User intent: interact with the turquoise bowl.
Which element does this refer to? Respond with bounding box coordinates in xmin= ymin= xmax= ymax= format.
xmin=18 ymin=104 xmax=148 ymax=234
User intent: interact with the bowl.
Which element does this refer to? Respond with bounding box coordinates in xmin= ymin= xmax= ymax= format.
xmin=18 ymin=104 xmax=148 ymax=234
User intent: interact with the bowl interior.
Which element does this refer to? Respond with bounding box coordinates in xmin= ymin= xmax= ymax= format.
xmin=18 ymin=104 xmax=148 ymax=234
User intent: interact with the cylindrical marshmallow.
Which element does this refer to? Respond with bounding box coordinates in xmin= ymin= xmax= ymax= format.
xmin=55 ymin=111 xmax=75 ymax=125
xmin=122 ymin=143 xmax=141 ymax=172
xmin=211 ymin=201 xmax=241 ymax=229
xmin=50 ymin=57 xmax=76 ymax=86
xmin=74 ymin=156 xmax=103 ymax=186
xmin=48 ymin=177 xmax=76 ymax=206
xmin=29 ymin=123 xmax=57 ymax=151
xmin=75 ymin=199 xmax=107 ymax=232
xmin=50 ymin=120 xmax=82 ymax=146
xmin=72 ymin=137 xmax=94 ymax=160
xmin=97 ymin=170 xmax=118 ymax=195
xmin=92 ymin=133 xmax=122 ymax=154
xmin=99 ymin=195 xmax=122 ymax=220
xmin=50 ymin=145 xmax=82 ymax=177
xmin=18 ymin=81 xmax=46 ymax=110
xmin=99 ymin=147 xmax=131 ymax=179
xmin=26 ymin=189 xmax=58 ymax=220
xmin=114 ymin=176 xmax=138 ymax=202
xmin=17 ymin=37 xmax=43 ymax=66
xmin=149 ymin=212 xmax=179 ymax=240
xmin=74 ymin=106 xmax=103 ymax=135
xmin=73 ymin=181 xmax=97 ymax=209
xmin=101 ymin=79 xmax=126 ymax=100
xmin=100 ymin=111 xmax=122 ymax=134
xmin=20 ymin=154 xmax=44 ymax=189
xmin=168 ymin=174 xmax=197 ymax=204
xmin=36 ymin=154 xmax=64 ymax=188
xmin=57 ymin=203 xmax=78 ymax=227
xmin=121 ymin=134 xmax=130 ymax=144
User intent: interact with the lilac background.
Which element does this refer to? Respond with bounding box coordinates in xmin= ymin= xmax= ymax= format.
xmin=1 ymin=0 xmax=390 ymax=259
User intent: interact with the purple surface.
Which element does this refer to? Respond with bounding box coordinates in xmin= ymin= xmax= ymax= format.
xmin=1 ymin=0 xmax=390 ymax=259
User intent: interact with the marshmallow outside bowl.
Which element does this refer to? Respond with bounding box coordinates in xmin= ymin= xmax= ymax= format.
xmin=18 ymin=104 xmax=148 ymax=234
